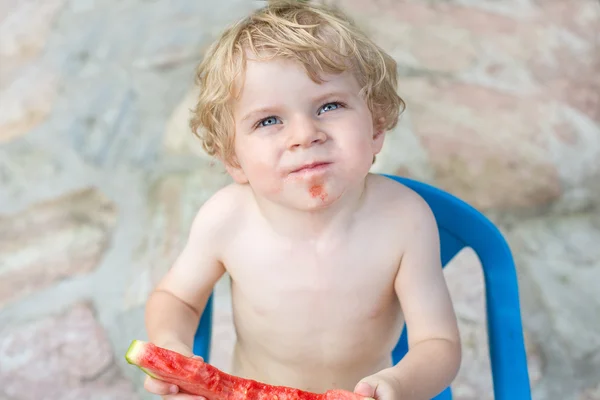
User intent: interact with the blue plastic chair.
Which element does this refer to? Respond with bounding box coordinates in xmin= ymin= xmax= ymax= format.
xmin=193 ymin=175 xmax=532 ymax=400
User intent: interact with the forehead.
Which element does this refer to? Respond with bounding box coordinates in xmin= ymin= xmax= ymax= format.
xmin=232 ymin=56 xmax=361 ymax=110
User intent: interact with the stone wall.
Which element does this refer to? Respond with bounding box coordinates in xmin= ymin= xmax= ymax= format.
xmin=0 ymin=1 xmax=598 ymax=399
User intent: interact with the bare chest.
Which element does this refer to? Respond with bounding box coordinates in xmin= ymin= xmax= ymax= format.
xmin=224 ymin=232 xmax=400 ymax=321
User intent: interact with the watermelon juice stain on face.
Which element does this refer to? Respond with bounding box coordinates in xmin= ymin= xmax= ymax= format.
xmin=309 ymin=184 xmax=327 ymax=202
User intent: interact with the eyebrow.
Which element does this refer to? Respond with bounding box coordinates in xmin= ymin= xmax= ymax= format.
xmin=312 ymin=91 xmax=351 ymax=105
xmin=241 ymin=107 xmax=276 ymax=124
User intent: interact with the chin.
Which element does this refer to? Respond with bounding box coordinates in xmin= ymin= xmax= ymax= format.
xmin=302 ymin=189 xmax=344 ymax=210
xmin=304 ymin=198 xmax=335 ymax=211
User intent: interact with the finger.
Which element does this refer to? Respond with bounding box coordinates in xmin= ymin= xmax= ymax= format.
xmin=354 ymin=381 xmax=376 ymax=398
xmin=144 ymin=376 xmax=178 ymax=396
xmin=156 ymin=340 xmax=195 ymax=358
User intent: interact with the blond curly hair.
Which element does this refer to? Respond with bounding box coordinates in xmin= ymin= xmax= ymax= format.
xmin=189 ymin=0 xmax=405 ymax=165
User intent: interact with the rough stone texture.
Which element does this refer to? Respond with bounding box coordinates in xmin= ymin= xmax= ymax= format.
xmin=0 ymin=188 xmax=117 ymax=307
xmin=0 ymin=141 xmax=64 ymax=200
xmin=532 ymin=1 xmax=600 ymax=124
xmin=163 ymin=87 xmax=213 ymax=161
xmin=0 ymin=0 xmax=66 ymax=142
xmin=510 ymin=215 xmax=600 ymax=360
xmin=123 ymin=164 xmax=231 ymax=311
xmin=0 ymin=302 xmax=138 ymax=400
xmin=580 ymin=384 xmax=600 ymax=400
xmin=361 ymin=0 xmax=600 ymax=213
xmin=0 ymin=1 xmax=598 ymax=400
xmin=0 ymin=66 xmax=59 ymax=143
xmin=376 ymin=77 xmax=564 ymax=210
xmin=507 ymin=212 xmax=600 ymax=399
xmin=40 ymin=0 xmax=256 ymax=169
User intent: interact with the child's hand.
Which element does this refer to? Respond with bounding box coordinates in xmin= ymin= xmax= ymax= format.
xmin=354 ymin=373 xmax=402 ymax=400
xmin=143 ymin=340 xmax=207 ymax=400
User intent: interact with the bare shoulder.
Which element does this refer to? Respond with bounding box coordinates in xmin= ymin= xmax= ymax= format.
xmin=365 ymin=173 xmax=435 ymax=223
xmin=150 ymin=182 xmax=253 ymax=307
xmin=188 ymin=182 xmax=252 ymax=242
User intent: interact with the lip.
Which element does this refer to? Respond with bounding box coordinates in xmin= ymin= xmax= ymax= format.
xmin=290 ymin=161 xmax=332 ymax=174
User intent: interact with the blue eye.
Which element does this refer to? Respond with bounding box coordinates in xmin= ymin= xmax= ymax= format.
xmin=318 ymin=102 xmax=341 ymax=115
xmin=258 ymin=116 xmax=281 ymax=127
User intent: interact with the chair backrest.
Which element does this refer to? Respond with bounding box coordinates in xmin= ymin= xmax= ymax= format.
xmin=383 ymin=175 xmax=531 ymax=400
xmin=193 ymin=175 xmax=532 ymax=400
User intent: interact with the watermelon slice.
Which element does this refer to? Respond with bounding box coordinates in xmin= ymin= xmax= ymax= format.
xmin=125 ymin=340 xmax=373 ymax=400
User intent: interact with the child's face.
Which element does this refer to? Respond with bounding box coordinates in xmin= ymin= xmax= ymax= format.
xmin=228 ymin=56 xmax=385 ymax=210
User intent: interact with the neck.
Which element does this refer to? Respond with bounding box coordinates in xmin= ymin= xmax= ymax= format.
xmin=253 ymin=179 xmax=368 ymax=240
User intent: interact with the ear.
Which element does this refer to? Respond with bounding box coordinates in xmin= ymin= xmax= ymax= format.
xmin=225 ymin=164 xmax=248 ymax=184
xmin=225 ymin=160 xmax=248 ymax=184
xmin=371 ymin=116 xmax=386 ymax=155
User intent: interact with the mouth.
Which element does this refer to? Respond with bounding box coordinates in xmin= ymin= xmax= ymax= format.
xmin=291 ymin=162 xmax=332 ymax=174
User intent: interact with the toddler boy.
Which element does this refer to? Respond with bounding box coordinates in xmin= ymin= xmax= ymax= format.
xmin=144 ymin=1 xmax=461 ymax=399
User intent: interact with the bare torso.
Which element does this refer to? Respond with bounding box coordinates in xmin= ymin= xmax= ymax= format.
xmin=219 ymin=174 xmax=409 ymax=392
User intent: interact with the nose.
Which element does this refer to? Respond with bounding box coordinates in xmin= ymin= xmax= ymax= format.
xmin=287 ymin=116 xmax=327 ymax=150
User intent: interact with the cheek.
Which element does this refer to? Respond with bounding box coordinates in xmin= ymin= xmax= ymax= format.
xmin=335 ymin=131 xmax=376 ymax=178
xmin=237 ymin=139 xmax=271 ymax=170
xmin=342 ymin=130 xmax=376 ymax=162
xmin=239 ymin=135 xmax=282 ymax=161
xmin=237 ymin=142 xmax=284 ymax=194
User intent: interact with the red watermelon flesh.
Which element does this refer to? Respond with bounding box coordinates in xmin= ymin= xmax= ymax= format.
xmin=125 ymin=340 xmax=372 ymax=400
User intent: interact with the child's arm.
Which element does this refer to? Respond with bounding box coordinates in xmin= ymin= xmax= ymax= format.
xmin=143 ymin=193 xmax=229 ymax=399
xmin=146 ymin=194 xmax=227 ymax=353
xmin=145 ymin=198 xmax=227 ymax=351
xmin=356 ymin=195 xmax=461 ymax=400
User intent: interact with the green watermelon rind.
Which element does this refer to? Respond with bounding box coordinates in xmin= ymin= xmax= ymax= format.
xmin=125 ymin=339 xmax=159 ymax=379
